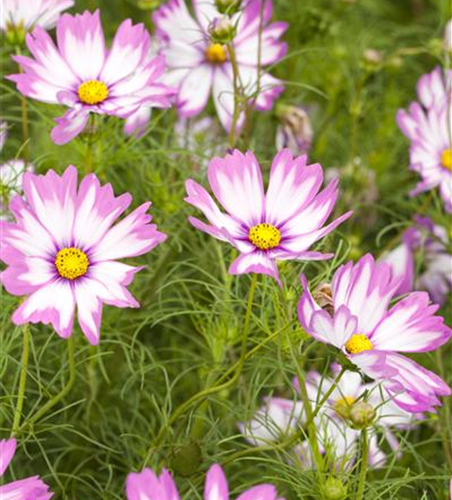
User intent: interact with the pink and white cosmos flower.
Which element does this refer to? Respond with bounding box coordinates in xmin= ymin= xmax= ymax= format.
xmin=0 ymin=166 xmax=167 ymax=345
xmin=0 ymin=0 xmax=73 ymax=32
xmin=381 ymin=216 xmax=452 ymax=306
xmin=126 ymin=463 xmax=284 ymax=500
xmin=396 ymin=67 xmax=452 ymax=212
xmin=8 ymin=10 xmax=175 ymax=145
xmin=153 ymin=0 xmax=287 ymax=131
xmin=0 ymin=438 xmax=53 ymax=500
xmin=298 ymin=254 xmax=452 ymax=413
xmin=185 ymin=149 xmax=352 ymax=282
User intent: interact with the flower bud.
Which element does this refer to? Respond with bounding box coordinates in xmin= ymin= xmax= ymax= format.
xmin=136 ymin=0 xmax=162 ymax=9
xmin=313 ymin=283 xmax=334 ymax=316
xmin=444 ymin=20 xmax=452 ymax=54
xmin=322 ymin=477 xmax=347 ymax=500
xmin=5 ymin=22 xmax=26 ymax=46
xmin=216 ymin=0 xmax=242 ymax=15
xmin=363 ymin=48 xmax=382 ymax=64
xmin=349 ymin=401 xmax=376 ymax=429
xmin=209 ymin=16 xmax=236 ymax=44
xmin=169 ymin=442 xmax=202 ymax=477
xmin=275 ymin=104 xmax=313 ymax=156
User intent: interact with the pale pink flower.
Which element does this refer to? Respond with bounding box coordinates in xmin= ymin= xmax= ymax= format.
xmin=0 ymin=166 xmax=167 ymax=345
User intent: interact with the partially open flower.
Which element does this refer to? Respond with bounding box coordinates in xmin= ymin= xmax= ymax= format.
xmin=209 ymin=16 xmax=236 ymax=44
xmin=275 ymin=104 xmax=313 ymax=157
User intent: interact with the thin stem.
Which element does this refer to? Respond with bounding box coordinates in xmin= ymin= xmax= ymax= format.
xmin=15 ymin=46 xmax=30 ymax=162
xmin=355 ymin=428 xmax=369 ymax=500
xmin=11 ymin=324 xmax=30 ymax=436
xmin=227 ymin=43 xmax=241 ymax=148
xmin=24 ymin=336 xmax=76 ymax=428
xmin=146 ymin=274 xmax=258 ymax=461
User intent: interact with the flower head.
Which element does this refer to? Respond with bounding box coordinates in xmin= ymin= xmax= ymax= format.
xmin=126 ymin=463 xmax=284 ymax=500
xmin=381 ymin=215 xmax=452 ymax=305
xmin=298 ymin=254 xmax=452 ymax=412
xmin=185 ymin=149 xmax=352 ymax=283
xmin=0 ymin=438 xmax=53 ymax=500
xmin=1 ymin=0 xmax=73 ymax=34
xmin=396 ymin=67 xmax=452 ymax=212
xmin=8 ymin=10 xmax=176 ymax=145
xmin=0 ymin=165 xmax=167 ymax=345
xmin=275 ymin=104 xmax=314 ymax=157
xmin=153 ymin=0 xmax=287 ymax=131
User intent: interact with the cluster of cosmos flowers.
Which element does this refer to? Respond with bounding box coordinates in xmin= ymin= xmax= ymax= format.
xmin=0 ymin=0 xmax=451 ymax=498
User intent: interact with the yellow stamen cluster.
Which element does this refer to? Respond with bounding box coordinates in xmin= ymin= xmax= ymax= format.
xmin=55 ymin=247 xmax=89 ymax=280
xmin=77 ymin=80 xmax=109 ymax=105
xmin=334 ymin=396 xmax=356 ymax=419
xmin=344 ymin=334 xmax=373 ymax=355
xmin=248 ymin=223 xmax=282 ymax=250
xmin=205 ymin=43 xmax=227 ymax=63
xmin=441 ymin=149 xmax=452 ymax=172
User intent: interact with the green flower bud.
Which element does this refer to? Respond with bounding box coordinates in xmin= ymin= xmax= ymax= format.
xmin=209 ymin=16 xmax=236 ymax=44
xmin=215 ymin=0 xmax=242 ymax=15
xmin=323 ymin=477 xmax=347 ymax=500
xmin=169 ymin=442 xmax=202 ymax=477
xmin=349 ymin=401 xmax=376 ymax=429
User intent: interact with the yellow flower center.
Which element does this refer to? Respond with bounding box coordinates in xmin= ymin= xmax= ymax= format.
xmin=55 ymin=247 xmax=89 ymax=280
xmin=248 ymin=223 xmax=282 ymax=250
xmin=77 ymin=80 xmax=109 ymax=105
xmin=334 ymin=396 xmax=356 ymax=419
xmin=205 ymin=43 xmax=227 ymax=63
xmin=441 ymin=149 xmax=452 ymax=172
xmin=344 ymin=334 xmax=373 ymax=355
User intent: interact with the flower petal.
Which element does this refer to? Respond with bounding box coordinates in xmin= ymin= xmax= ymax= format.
xmin=0 ymin=438 xmax=16 ymax=476
xmin=204 ymin=464 xmax=229 ymax=500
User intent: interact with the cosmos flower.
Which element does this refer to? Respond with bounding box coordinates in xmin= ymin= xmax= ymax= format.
xmin=0 ymin=438 xmax=53 ymax=500
xmin=275 ymin=104 xmax=313 ymax=156
xmin=152 ymin=0 xmax=287 ymax=131
xmin=185 ymin=149 xmax=352 ymax=282
xmin=126 ymin=463 xmax=284 ymax=500
xmin=8 ymin=10 xmax=176 ymax=145
xmin=381 ymin=216 xmax=452 ymax=306
xmin=396 ymin=67 xmax=452 ymax=212
xmin=0 ymin=121 xmax=34 ymax=220
xmin=0 ymin=0 xmax=74 ymax=33
xmin=239 ymin=366 xmax=417 ymax=469
xmin=298 ymin=254 xmax=452 ymax=413
xmin=0 ymin=165 xmax=166 ymax=345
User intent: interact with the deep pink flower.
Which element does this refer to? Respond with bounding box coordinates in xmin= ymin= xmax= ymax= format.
xmin=0 ymin=166 xmax=167 ymax=345
xmin=185 ymin=149 xmax=352 ymax=282
xmin=8 ymin=10 xmax=175 ymax=145
xmin=0 ymin=438 xmax=53 ymax=500
xmin=381 ymin=216 xmax=452 ymax=306
xmin=153 ymin=0 xmax=287 ymax=131
xmin=396 ymin=67 xmax=452 ymax=212
xmin=126 ymin=463 xmax=284 ymax=500
xmin=0 ymin=0 xmax=73 ymax=32
xmin=298 ymin=254 xmax=451 ymax=413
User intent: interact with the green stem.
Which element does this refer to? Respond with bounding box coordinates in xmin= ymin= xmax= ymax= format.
xmin=11 ymin=325 xmax=30 ymax=436
xmin=84 ymin=136 xmax=94 ymax=174
xmin=24 ymin=336 xmax=76 ymax=427
xmin=146 ymin=274 xmax=258 ymax=461
xmin=355 ymin=428 xmax=369 ymax=500
xmin=227 ymin=43 xmax=241 ymax=148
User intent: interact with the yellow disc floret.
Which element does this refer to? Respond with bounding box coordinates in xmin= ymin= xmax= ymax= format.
xmin=205 ymin=43 xmax=227 ymax=63
xmin=249 ymin=223 xmax=281 ymax=250
xmin=441 ymin=149 xmax=452 ymax=172
xmin=77 ymin=80 xmax=109 ymax=105
xmin=55 ymin=247 xmax=89 ymax=280
xmin=344 ymin=334 xmax=373 ymax=355
xmin=334 ymin=396 xmax=356 ymax=419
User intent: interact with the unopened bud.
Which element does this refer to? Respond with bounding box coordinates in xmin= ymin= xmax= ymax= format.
xmin=363 ymin=48 xmax=382 ymax=65
xmin=209 ymin=16 xmax=236 ymax=44
xmin=349 ymin=401 xmax=376 ymax=429
xmin=5 ymin=22 xmax=26 ymax=45
xmin=444 ymin=20 xmax=452 ymax=54
xmin=275 ymin=104 xmax=313 ymax=156
xmin=137 ymin=0 xmax=162 ymax=10
xmin=216 ymin=0 xmax=242 ymax=15
xmin=169 ymin=442 xmax=202 ymax=477
xmin=323 ymin=477 xmax=347 ymax=500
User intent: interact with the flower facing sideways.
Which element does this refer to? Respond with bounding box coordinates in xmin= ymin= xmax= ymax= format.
xmin=396 ymin=66 xmax=452 ymax=212
xmin=153 ymin=0 xmax=287 ymax=131
xmin=8 ymin=10 xmax=176 ymax=145
xmin=0 ymin=438 xmax=53 ymax=500
xmin=298 ymin=254 xmax=451 ymax=413
xmin=126 ymin=463 xmax=284 ymax=500
xmin=0 ymin=0 xmax=74 ymax=33
xmin=185 ymin=149 xmax=352 ymax=282
xmin=0 ymin=166 xmax=167 ymax=345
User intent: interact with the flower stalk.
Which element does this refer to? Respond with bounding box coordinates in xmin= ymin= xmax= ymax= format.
xmin=11 ymin=324 xmax=30 ymax=435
